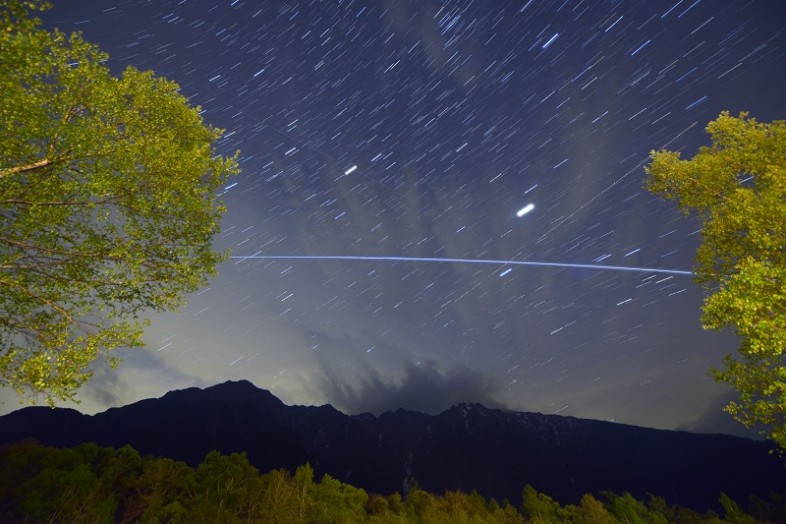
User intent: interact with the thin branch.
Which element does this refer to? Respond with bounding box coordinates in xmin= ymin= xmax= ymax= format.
xmin=0 ymin=158 xmax=56 ymax=177
xmin=0 ymin=235 xmax=120 ymax=260
xmin=0 ymin=153 xmax=73 ymax=179
xmin=0 ymin=198 xmax=107 ymax=207
xmin=0 ymin=277 xmax=77 ymax=325
xmin=47 ymin=104 xmax=87 ymax=159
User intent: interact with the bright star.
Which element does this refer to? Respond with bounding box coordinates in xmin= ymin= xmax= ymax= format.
xmin=516 ymin=203 xmax=535 ymax=217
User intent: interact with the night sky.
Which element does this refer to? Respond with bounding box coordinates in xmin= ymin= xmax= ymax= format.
xmin=5 ymin=0 xmax=786 ymax=437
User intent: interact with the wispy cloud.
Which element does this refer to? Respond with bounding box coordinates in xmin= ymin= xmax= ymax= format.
xmin=319 ymin=359 xmax=509 ymax=415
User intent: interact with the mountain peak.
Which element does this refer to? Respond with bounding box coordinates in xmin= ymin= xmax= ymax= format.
xmin=154 ymin=380 xmax=283 ymax=409
xmin=450 ymin=401 xmax=489 ymax=411
xmin=203 ymin=379 xmax=282 ymax=402
xmin=208 ymin=379 xmax=261 ymax=392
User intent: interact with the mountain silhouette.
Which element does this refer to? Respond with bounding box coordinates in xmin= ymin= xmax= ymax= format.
xmin=1 ymin=380 xmax=783 ymax=511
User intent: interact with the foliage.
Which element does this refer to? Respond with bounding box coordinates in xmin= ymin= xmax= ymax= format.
xmin=0 ymin=442 xmax=781 ymax=523
xmin=0 ymin=0 xmax=239 ymax=402
xmin=645 ymin=112 xmax=786 ymax=447
xmin=521 ymin=484 xmax=565 ymax=523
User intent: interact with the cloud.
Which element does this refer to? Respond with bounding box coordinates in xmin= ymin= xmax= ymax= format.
xmin=81 ymin=361 xmax=130 ymax=408
xmin=676 ymin=391 xmax=763 ymax=440
xmin=71 ymin=348 xmax=209 ymax=414
xmin=319 ymin=359 xmax=509 ymax=415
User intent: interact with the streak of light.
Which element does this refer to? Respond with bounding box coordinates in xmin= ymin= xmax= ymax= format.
xmin=516 ymin=203 xmax=535 ymax=217
xmin=542 ymin=32 xmax=560 ymax=49
xmin=229 ymin=255 xmax=695 ymax=276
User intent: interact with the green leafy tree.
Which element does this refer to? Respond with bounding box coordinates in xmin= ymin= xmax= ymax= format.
xmin=132 ymin=457 xmax=194 ymax=524
xmin=0 ymin=442 xmax=115 ymax=523
xmin=308 ymin=473 xmax=369 ymax=524
xmin=433 ymin=490 xmax=494 ymax=524
xmin=190 ymin=451 xmax=264 ymax=522
xmin=293 ymin=463 xmax=314 ymax=522
xmin=603 ymin=491 xmax=653 ymax=524
xmin=385 ymin=492 xmax=407 ymax=517
xmin=489 ymin=500 xmax=524 ymax=524
xmin=0 ymin=0 xmax=238 ymax=403
xmin=405 ymin=483 xmax=435 ymax=522
xmin=258 ymin=468 xmax=300 ymax=524
xmin=645 ymin=112 xmax=786 ymax=446
xmin=747 ymin=487 xmax=786 ymax=524
xmin=718 ymin=493 xmax=758 ymax=524
xmin=573 ymin=493 xmax=616 ymax=524
xmin=520 ymin=484 xmax=565 ymax=523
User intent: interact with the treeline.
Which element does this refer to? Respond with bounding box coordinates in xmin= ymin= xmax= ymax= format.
xmin=0 ymin=442 xmax=783 ymax=523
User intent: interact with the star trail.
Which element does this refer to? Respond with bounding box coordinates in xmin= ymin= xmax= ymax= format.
xmin=5 ymin=0 xmax=784 ymax=438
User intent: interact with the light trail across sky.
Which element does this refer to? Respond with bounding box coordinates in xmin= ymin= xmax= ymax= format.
xmin=229 ymin=255 xmax=695 ymax=276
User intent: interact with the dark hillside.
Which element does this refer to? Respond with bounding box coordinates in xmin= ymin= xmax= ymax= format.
xmin=1 ymin=380 xmax=783 ymax=511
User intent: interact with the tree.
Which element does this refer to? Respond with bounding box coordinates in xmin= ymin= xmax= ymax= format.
xmin=0 ymin=1 xmax=238 ymax=403
xmin=718 ymin=493 xmax=758 ymax=524
xmin=259 ymin=469 xmax=300 ymax=524
xmin=308 ymin=473 xmax=368 ymax=524
xmin=191 ymin=451 xmax=264 ymax=522
xmin=130 ymin=457 xmax=194 ymax=524
xmin=521 ymin=484 xmax=565 ymax=523
xmin=603 ymin=491 xmax=663 ymax=524
xmin=574 ymin=494 xmax=616 ymax=524
xmin=0 ymin=442 xmax=115 ymax=523
xmin=293 ymin=463 xmax=314 ymax=522
xmin=645 ymin=112 xmax=786 ymax=446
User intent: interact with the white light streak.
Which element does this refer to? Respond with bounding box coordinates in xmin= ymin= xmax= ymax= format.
xmin=542 ymin=33 xmax=560 ymax=49
xmin=229 ymin=254 xmax=695 ymax=276
xmin=516 ymin=203 xmax=535 ymax=217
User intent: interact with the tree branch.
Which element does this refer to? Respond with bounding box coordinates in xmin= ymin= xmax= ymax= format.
xmin=0 ymin=153 xmax=72 ymax=178
xmin=1 ymin=198 xmax=107 ymax=207
xmin=0 ymin=158 xmax=55 ymax=177
xmin=0 ymin=277 xmax=77 ymax=325
xmin=0 ymin=234 xmax=119 ymax=261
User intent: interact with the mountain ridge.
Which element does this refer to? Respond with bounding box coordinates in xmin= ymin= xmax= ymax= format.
xmin=1 ymin=379 xmax=783 ymax=512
